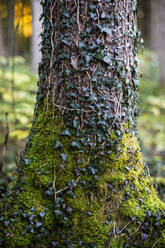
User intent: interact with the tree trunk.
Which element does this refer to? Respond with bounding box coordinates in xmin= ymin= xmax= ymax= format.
xmin=137 ymin=0 xmax=151 ymax=48
xmin=31 ymin=0 xmax=42 ymax=73
xmin=0 ymin=0 xmax=165 ymax=247
xmin=7 ymin=0 xmax=15 ymax=57
xmin=150 ymin=0 xmax=165 ymax=86
xmin=0 ymin=18 xmax=6 ymax=56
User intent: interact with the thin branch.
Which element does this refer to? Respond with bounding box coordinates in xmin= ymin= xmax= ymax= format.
xmin=53 ymin=103 xmax=96 ymax=113
xmin=152 ymin=239 xmax=160 ymax=248
xmin=108 ymin=238 xmax=112 ymax=248
xmin=108 ymin=94 xmax=122 ymax=131
xmin=113 ymin=221 xmax=116 ymax=238
xmin=108 ymin=222 xmax=116 ymax=248
xmin=117 ymin=220 xmax=133 ymax=236
xmin=129 ymin=224 xmax=141 ymax=237
xmin=56 ymin=186 xmax=69 ymax=195
xmin=56 ymin=176 xmax=80 ymax=195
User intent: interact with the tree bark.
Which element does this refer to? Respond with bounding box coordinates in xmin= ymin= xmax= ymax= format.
xmin=0 ymin=0 xmax=165 ymax=247
xmin=31 ymin=0 xmax=42 ymax=73
xmin=7 ymin=0 xmax=15 ymax=57
xmin=150 ymin=0 xmax=165 ymax=86
xmin=137 ymin=0 xmax=151 ymax=48
xmin=0 ymin=17 xmax=6 ymax=56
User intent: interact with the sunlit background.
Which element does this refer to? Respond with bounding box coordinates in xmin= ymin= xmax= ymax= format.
xmin=0 ymin=0 xmax=165 ymax=199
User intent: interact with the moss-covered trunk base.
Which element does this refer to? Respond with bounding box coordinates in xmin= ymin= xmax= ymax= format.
xmin=0 ymin=104 xmax=165 ymax=248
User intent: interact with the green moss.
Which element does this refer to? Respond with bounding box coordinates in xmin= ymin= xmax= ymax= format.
xmin=98 ymin=133 xmax=165 ymax=221
xmin=110 ymin=238 xmax=125 ymax=248
xmin=1 ymin=104 xmax=165 ymax=247
xmin=155 ymin=177 xmax=165 ymax=185
xmin=67 ymin=186 xmax=110 ymax=246
xmin=7 ymin=219 xmax=32 ymax=248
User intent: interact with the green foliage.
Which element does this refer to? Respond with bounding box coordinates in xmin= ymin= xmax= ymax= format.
xmin=0 ymin=56 xmax=37 ymax=176
xmin=138 ymin=50 xmax=165 ymax=182
xmin=0 ymin=56 xmax=37 ymax=127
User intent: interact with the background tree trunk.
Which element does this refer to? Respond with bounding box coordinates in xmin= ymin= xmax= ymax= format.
xmin=138 ymin=0 xmax=165 ymax=86
xmin=150 ymin=0 xmax=165 ymax=85
xmin=7 ymin=0 xmax=15 ymax=57
xmin=0 ymin=1 xmax=165 ymax=247
xmin=0 ymin=17 xmax=6 ymax=56
xmin=31 ymin=0 xmax=42 ymax=73
xmin=138 ymin=0 xmax=151 ymax=48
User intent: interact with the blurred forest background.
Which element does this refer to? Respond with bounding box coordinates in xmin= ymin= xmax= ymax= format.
xmin=0 ymin=0 xmax=165 ymax=199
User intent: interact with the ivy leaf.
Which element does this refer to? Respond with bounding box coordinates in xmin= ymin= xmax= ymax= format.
xmin=96 ymin=39 xmax=102 ymax=45
xmin=54 ymin=141 xmax=63 ymax=149
xmin=37 ymin=93 xmax=44 ymax=101
xmin=89 ymin=5 xmax=96 ymax=11
xmin=63 ymin=11 xmax=70 ymax=18
xmin=91 ymin=76 xmax=97 ymax=82
xmin=78 ymin=42 xmax=86 ymax=49
xmin=61 ymin=153 xmax=67 ymax=162
xmin=90 ymin=93 xmax=98 ymax=102
xmin=131 ymin=0 xmax=137 ymax=11
xmin=103 ymin=54 xmax=113 ymax=66
xmin=66 ymin=207 xmax=73 ymax=214
xmin=24 ymin=158 xmax=30 ymax=166
xmin=30 ymin=206 xmax=35 ymax=212
xmin=51 ymin=241 xmax=58 ymax=247
xmin=36 ymin=221 xmax=42 ymax=228
xmin=125 ymin=166 xmax=130 ymax=172
xmin=73 ymin=120 xmax=78 ymax=129
xmin=85 ymin=55 xmax=92 ymax=64
xmin=70 ymin=141 xmax=81 ymax=150
xmin=141 ymin=233 xmax=148 ymax=241
xmin=102 ymin=27 xmax=112 ymax=36
xmin=116 ymin=130 xmax=121 ymax=136
xmin=133 ymin=78 xmax=139 ymax=86
xmin=39 ymin=212 xmax=45 ymax=218
xmin=29 ymin=214 xmax=35 ymax=221
xmin=71 ymin=92 xmax=77 ymax=98
xmin=61 ymin=39 xmax=72 ymax=48
xmin=54 ymin=210 xmax=62 ymax=216
xmin=4 ymin=221 xmax=10 ymax=227
xmin=60 ymin=129 xmax=71 ymax=137
xmin=65 ymin=69 xmax=71 ymax=76
xmin=101 ymin=11 xmax=106 ymax=19
xmin=79 ymin=241 xmax=83 ymax=246
xmin=90 ymin=12 xmax=96 ymax=19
